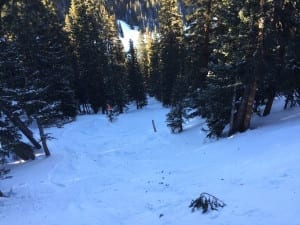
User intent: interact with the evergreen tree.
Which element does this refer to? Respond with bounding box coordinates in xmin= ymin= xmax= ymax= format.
xmin=65 ymin=0 xmax=107 ymax=114
xmin=229 ymin=0 xmax=273 ymax=134
xmin=184 ymin=0 xmax=213 ymax=90
xmin=126 ymin=39 xmax=147 ymax=109
xmin=189 ymin=0 xmax=299 ymax=136
xmin=0 ymin=4 xmax=34 ymax=160
xmin=137 ymin=31 xmax=151 ymax=92
xmin=200 ymin=68 xmax=236 ymax=137
xmin=259 ymin=0 xmax=300 ymax=115
xmin=166 ymin=74 xmax=188 ymax=133
xmin=3 ymin=0 xmax=77 ymax=125
xmin=158 ymin=0 xmax=184 ymax=106
xmin=0 ymin=36 xmax=22 ymax=161
xmin=103 ymin=11 xmax=128 ymax=114
xmin=148 ymin=33 xmax=161 ymax=99
xmin=65 ymin=0 xmax=128 ymax=114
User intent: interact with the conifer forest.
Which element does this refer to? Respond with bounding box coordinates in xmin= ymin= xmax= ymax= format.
xmin=0 ymin=0 xmax=299 ymax=159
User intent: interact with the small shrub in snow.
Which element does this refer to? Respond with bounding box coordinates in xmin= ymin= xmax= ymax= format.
xmin=189 ymin=192 xmax=226 ymax=213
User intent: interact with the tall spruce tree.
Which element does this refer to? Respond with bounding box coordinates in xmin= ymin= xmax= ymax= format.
xmin=0 ymin=1 xmax=43 ymax=159
xmin=126 ymin=39 xmax=147 ymax=109
xmin=184 ymin=0 xmax=213 ymax=90
xmin=229 ymin=0 xmax=271 ymax=134
xmin=166 ymin=73 xmax=188 ymax=133
xmin=137 ymin=32 xmax=151 ymax=93
xmin=65 ymin=0 xmax=128 ymax=114
xmin=182 ymin=0 xmax=233 ymax=136
xmin=187 ymin=0 xmax=299 ymax=137
xmin=103 ymin=11 xmax=128 ymax=114
xmin=148 ymin=33 xmax=161 ymax=99
xmin=3 ymin=0 xmax=77 ymax=125
xmin=0 ymin=23 xmax=23 ymax=160
xmin=65 ymin=0 xmax=107 ymax=113
xmin=158 ymin=0 xmax=184 ymax=106
xmin=259 ymin=0 xmax=300 ymax=115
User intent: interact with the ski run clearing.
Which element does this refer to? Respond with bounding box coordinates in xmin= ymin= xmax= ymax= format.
xmin=1 ymin=97 xmax=300 ymax=225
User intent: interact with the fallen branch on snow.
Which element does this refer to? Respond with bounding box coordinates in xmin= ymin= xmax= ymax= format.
xmin=189 ymin=192 xmax=226 ymax=214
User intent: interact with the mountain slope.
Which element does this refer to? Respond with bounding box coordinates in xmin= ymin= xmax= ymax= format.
xmin=0 ymin=97 xmax=300 ymax=225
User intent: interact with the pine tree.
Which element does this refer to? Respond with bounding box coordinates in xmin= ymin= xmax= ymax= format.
xmin=182 ymin=0 xmax=231 ymax=135
xmin=0 ymin=4 xmax=35 ymax=160
xmin=3 ymin=0 xmax=77 ymax=125
xmin=229 ymin=0 xmax=271 ymax=134
xmin=184 ymin=0 xmax=213 ymax=90
xmin=65 ymin=0 xmax=107 ymax=114
xmin=260 ymin=0 xmax=300 ymax=115
xmin=166 ymin=73 xmax=188 ymax=133
xmin=40 ymin=0 xmax=77 ymax=123
xmin=65 ymin=0 xmax=129 ymax=114
xmin=137 ymin=31 xmax=151 ymax=93
xmin=148 ymin=33 xmax=161 ymax=99
xmin=158 ymin=0 xmax=184 ymax=106
xmin=103 ymin=11 xmax=128 ymax=114
xmin=0 ymin=37 xmax=22 ymax=161
xmin=126 ymin=39 xmax=147 ymax=109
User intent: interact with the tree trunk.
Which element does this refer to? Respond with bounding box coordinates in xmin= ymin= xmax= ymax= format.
xmin=241 ymin=80 xmax=257 ymax=131
xmin=263 ymin=91 xmax=275 ymax=116
xmin=0 ymin=106 xmax=41 ymax=149
xmin=232 ymin=80 xmax=257 ymax=133
xmin=228 ymin=83 xmax=237 ymax=136
xmin=36 ymin=118 xmax=51 ymax=157
xmin=231 ymin=85 xmax=249 ymax=134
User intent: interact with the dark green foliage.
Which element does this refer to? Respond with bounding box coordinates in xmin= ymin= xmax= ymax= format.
xmin=2 ymin=0 xmax=77 ymax=125
xmin=189 ymin=192 xmax=226 ymax=214
xmin=105 ymin=0 xmax=160 ymax=31
xmin=65 ymin=0 xmax=107 ymax=114
xmin=148 ymin=34 xmax=161 ymax=100
xmin=183 ymin=0 xmax=212 ymax=90
xmin=11 ymin=142 xmax=35 ymax=161
xmin=126 ymin=39 xmax=147 ymax=109
xmin=159 ymin=34 xmax=181 ymax=106
xmin=198 ymin=69 xmax=235 ymax=137
xmin=0 ymin=114 xmax=21 ymax=162
xmin=0 ymin=0 xmax=299 ymax=147
xmin=105 ymin=27 xmax=129 ymax=114
xmin=0 ymin=0 xmax=77 ymax=160
xmin=166 ymin=103 xmax=186 ymax=133
xmin=166 ymin=73 xmax=188 ymax=133
xmin=65 ymin=0 xmax=128 ymax=114
xmin=158 ymin=0 xmax=184 ymax=106
xmin=137 ymin=33 xmax=151 ymax=95
xmin=0 ymin=11 xmax=23 ymax=160
xmin=38 ymin=0 xmax=161 ymax=31
xmin=180 ymin=0 xmax=300 ymax=136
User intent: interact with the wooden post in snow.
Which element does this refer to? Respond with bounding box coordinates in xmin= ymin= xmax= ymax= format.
xmin=36 ymin=118 xmax=51 ymax=157
xmin=152 ymin=120 xmax=157 ymax=133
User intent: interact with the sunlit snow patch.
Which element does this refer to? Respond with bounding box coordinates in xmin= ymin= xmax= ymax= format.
xmin=118 ymin=20 xmax=140 ymax=52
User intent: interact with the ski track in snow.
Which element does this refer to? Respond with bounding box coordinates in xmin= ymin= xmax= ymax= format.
xmin=1 ymin=97 xmax=300 ymax=225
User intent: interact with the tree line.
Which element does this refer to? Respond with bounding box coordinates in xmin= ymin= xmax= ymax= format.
xmin=0 ymin=0 xmax=146 ymax=160
xmin=141 ymin=0 xmax=299 ymax=136
xmin=0 ymin=0 xmax=299 ymax=161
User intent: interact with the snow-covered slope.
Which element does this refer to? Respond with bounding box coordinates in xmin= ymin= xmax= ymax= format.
xmin=119 ymin=20 xmax=139 ymax=51
xmin=1 ymin=97 xmax=300 ymax=225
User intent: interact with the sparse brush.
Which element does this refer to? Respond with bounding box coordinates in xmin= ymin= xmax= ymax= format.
xmin=189 ymin=192 xmax=226 ymax=214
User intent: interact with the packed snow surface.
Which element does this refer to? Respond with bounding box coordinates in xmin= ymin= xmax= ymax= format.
xmin=1 ymin=97 xmax=300 ymax=225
